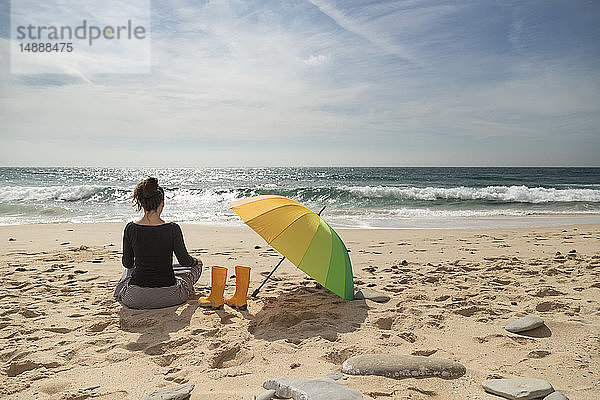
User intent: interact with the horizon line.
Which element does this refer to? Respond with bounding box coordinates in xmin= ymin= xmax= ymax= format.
xmin=1 ymin=165 xmax=599 ymax=169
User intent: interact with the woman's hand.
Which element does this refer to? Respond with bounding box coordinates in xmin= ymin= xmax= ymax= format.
xmin=196 ymin=257 xmax=203 ymax=267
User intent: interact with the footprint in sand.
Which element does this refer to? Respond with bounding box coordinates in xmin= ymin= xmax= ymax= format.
xmin=426 ymin=313 xmax=445 ymax=327
xmin=528 ymin=350 xmax=551 ymax=358
xmin=119 ymin=316 xmax=157 ymax=332
xmin=87 ymin=320 xmax=113 ymax=333
xmin=37 ymin=378 xmax=72 ymax=396
xmin=529 ymin=287 xmax=565 ymax=297
xmin=398 ymin=331 xmax=417 ymax=343
xmin=507 ymin=335 xmax=537 ymax=344
xmin=57 ymin=348 xmax=76 ymax=360
xmin=152 ymin=353 xmax=179 ymax=367
xmin=536 ymin=300 xmax=568 ymax=312
xmin=141 ymin=337 xmax=197 ymax=367
xmin=383 ymin=284 xmax=404 ymax=293
xmin=144 ymin=337 xmax=193 ymax=356
xmin=210 ymin=344 xmax=253 ymax=369
xmin=374 ymin=316 xmax=394 ymax=330
xmin=473 ymin=334 xmax=505 ymax=344
xmin=5 ymin=360 xmax=42 ymax=377
xmin=323 ymin=347 xmax=359 ymax=365
xmin=44 ymin=326 xmax=74 ymax=334
xmin=191 ymin=327 xmax=219 ymax=337
xmin=4 ymin=359 xmax=61 ymax=377
xmin=20 ymin=307 xmax=45 ymax=318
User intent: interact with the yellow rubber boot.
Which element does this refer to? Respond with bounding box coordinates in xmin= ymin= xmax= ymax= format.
xmin=198 ymin=266 xmax=227 ymax=309
xmin=225 ymin=265 xmax=251 ymax=310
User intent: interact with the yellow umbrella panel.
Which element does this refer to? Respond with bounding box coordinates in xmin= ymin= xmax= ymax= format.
xmin=229 ymin=195 xmax=354 ymax=300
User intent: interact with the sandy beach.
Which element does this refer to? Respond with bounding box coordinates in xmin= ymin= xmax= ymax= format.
xmin=1 ymin=222 xmax=599 ymax=399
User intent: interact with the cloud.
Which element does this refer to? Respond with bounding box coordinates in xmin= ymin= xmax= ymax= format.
xmin=302 ymin=54 xmax=330 ymax=66
xmin=0 ymin=0 xmax=599 ymax=166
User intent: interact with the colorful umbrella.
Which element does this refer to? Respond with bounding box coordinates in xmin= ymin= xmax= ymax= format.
xmin=229 ymin=195 xmax=354 ymax=300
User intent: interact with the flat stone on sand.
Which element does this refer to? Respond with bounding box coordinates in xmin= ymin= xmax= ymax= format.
xmin=263 ymin=377 xmax=362 ymax=400
xmin=341 ymin=354 xmax=466 ymax=379
xmin=482 ymin=378 xmax=553 ymax=400
xmin=255 ymin=389 xmax=276 ymax=400
xmin=544 ymin=392 xmax=568 ymax=400
xmin=505 ymin=315 xmax=545 ymax=333
xmin=142 ymin=383 xmax=195 ymax=400
xmin=354 ymin=288 xmax=390 ymax=303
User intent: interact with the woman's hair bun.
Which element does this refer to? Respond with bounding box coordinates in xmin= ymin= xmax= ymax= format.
xmin=146 ymin=177 xmax=158 ymax=187
xmin=142 ymin=177 xmax=159 ymax=197
xmin=133 ymin=177 xmax=164 ymax=212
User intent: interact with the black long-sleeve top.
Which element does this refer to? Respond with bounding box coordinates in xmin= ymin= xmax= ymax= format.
xmin=121 ymin=222 xmax=197 ymax=287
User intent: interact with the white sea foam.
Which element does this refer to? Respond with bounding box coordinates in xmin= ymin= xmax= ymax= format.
xmin=164 ymin=188 xmax=250 ymax=207
xmin=2 ymin=184 xmax=598 ymax=205
xmin=0 ymin=185 xmax=112 ymax=202
xmin=0 ymin=185 xmax=253 ymax=204
xmin=342 ymin=185 xmax=600 ymax=203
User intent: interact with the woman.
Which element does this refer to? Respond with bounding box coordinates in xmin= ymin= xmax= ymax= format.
xmin=113 ymin=177 xmax=202 ymax=309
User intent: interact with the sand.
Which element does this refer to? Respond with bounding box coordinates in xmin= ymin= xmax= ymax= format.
xmin=1 ymin=222 xmax=599 ymax=399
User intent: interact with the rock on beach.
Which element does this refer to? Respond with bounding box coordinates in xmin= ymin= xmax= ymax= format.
xmin=543 ymin=392 xmax=568 ymax=400
xmin=482 ymin=378 xmax=553 ymax=400
xmin=341 ymin=354 xmax=466 ymax=379
xmin=505 ymin=315 xmax=545 ymax=333
xmin=263 ymin=377 xmax=362 ymax=400
xmin=142 ymin=383 xmax=195 ymax=400
xmin=354 ymin=288 xmax=390 ymax=303
xmin=255 ymin=389 xmax=276 ymax=400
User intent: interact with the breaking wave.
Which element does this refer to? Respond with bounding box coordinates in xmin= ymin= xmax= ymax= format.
xmin=1 ymin=184 xmax=599 ymax=206
xmin=339 ymin=185 xmax=600 ymax=204
xmin=0 ymin=185 xmax=128 ymax=203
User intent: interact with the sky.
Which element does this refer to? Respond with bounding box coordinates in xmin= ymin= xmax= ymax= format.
xmin=0 ymin=0 xmax=599 ymax=167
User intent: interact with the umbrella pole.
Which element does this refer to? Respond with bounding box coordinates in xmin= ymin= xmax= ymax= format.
xmin=251 ymin=206 xmax=326 ymax=298
xmin=251 ymin=256 xmax=286 ymax=297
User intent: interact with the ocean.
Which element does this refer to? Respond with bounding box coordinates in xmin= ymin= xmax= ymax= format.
xmin=1 ymin=167 xmax=599 ymax=228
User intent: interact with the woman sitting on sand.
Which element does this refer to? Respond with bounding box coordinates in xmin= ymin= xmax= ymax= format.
xmin=113 ymin=177 xmax=202 ymax=309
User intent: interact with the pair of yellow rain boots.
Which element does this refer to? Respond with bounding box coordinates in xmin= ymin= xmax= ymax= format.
xmin=198 ymin=265 xmax=251 ymax=310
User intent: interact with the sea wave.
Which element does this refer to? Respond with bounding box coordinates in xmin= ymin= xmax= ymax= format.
xmin=246 ymin=185 xmax=600 ymax=205
xmin=1 ymin=184 xmax=599 ymax=205
xmin=340 ymin=185 xmax=600 ymax=203
xmin=0 ymin=185 xmax=129 ymax=202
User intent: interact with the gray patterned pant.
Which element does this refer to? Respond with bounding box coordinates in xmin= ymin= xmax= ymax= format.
xmin=113 ymin=264 xmax=202 ymax=309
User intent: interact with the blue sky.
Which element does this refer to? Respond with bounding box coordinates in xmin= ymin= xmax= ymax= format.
xmin=1 ymin=0 xmax=599 ymax=166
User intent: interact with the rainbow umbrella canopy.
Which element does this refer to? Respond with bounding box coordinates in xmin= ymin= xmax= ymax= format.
xmin=229 ymin=195 xmax=354 ymax=300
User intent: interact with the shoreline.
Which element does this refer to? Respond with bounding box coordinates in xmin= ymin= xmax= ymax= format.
xmin=1 ymin=212 xmax=600 ymax=230
xmin=2 ymin=222 xmax=600 ymax=258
